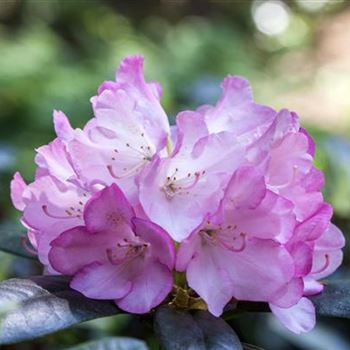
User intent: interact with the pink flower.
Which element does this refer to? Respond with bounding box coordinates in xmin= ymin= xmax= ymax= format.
xmin=176 ymin=166 xmax=301 ymax=316
xmin=13 ymin=174 xmax=88 ymax=271
xmin=10 ymin=55 xmax=345 ymax=332
xmin=49 ymin=184 xmax=175 ymax=313
xmin=138 ymin=111 xmax=245 ymax=241
xmin=10 ymin=55 xmax=170 ymax=270
xmin=10 ymin=112 xmax=89 ymax=271
xmin=174 ymin=77 xmax=345 ymax=333
xmin=269 ymin=211 xmax=345 ymax=333
xmin=67 ymin=55 xmax=170 ymax=203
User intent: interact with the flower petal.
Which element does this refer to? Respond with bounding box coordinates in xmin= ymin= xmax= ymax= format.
xmin=186 ymin=246 xmax=233 ymax=317
xmin=225 ymin=239 xmax=296 ymax=303
xmin=84 ymin=184 xmax=135 ymax=233
xmin=310 ymin=250 xmax=343 ymax=280
xmin=303 ymin=278 xmax=324 ymax=296
xmin=315 ymin=223 xmax=345 ymax=251
xmin=176 ymin=233 xmax=201 ymax=272
xmin=116 ymin=260 xmax=173 ymax=314
xmin=293 ymin=203 xmax=333 ymax=242
xmin=172 ymin=111 xmax=208 ymax=157
xmin=10 ymin=172 xmax=27 ymax=211
xmin=132 ymin=217 xmax=175 ymax=270
xmin=222 ymin=190 xmax=295 ymax=242
xmin=204 ymin=76 xmax=276 ymax=145
xmin=49 ymin=226 xmax=116 ymax=275
xmin=35 ymin=138 xmax=76 ymax=182
xmin=53 ymin=110 xmax=74 ymax=143
xmin=270 ymin=298 xmax=316 ymax=334
xmin=70 ymin=262 xmax=132 ymax=300
xmin=289 ymin=242 xmax=313 ymax=277
xmin=139 ymin=157 xmax=224 ymax=241
xmin=271 ymin=277 xmax=304 ymax=308
xmin=267 ymin=132 xmax=313 ymax=188
xmin=220 ymin=165 xmax=266 ymax=210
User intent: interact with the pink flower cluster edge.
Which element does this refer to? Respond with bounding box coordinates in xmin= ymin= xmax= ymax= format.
xmin=11 ymin=55 xmax=345 ymax=334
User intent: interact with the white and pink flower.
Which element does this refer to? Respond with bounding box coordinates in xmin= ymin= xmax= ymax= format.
xmin=11 ymin=55 xmax=345 ymax=333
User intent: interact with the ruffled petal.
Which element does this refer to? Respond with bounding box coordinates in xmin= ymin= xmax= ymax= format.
xmin=10 ymin=172 xmax=27 ymax=211
xmin=267 ymin=132 xmax=313 ymax=188
xmin=222 ymin=190 xmax=295 ymax=242
xmin=35 ymin=138 xmax=76 ymax=182
xmin=204 ymin=76 xmax=276 ymax=145
xmin=172 ymin=111 xmax=208 ymax=157
xmin=53 ymin=110 xmax=74 ymax=143
xmin=293 ymin=203 xmax=333 ymax=242
xmin=315 ymin=223 xmax=345 ymax=251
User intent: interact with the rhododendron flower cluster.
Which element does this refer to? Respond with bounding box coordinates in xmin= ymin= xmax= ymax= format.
xmin=11 ymin=55 xmax=345 ymax=334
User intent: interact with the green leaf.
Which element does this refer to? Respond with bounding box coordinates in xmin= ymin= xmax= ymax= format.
xmin=0 ymin=275 xmax=120 ymax=344
xmin=154 ymin=306 xmax=242 ymax=350
xmin=310 ymin=279 xmax=350 ymax=318
xmin=65 ymin=337 xmax=148 ymax=350
xmin=0 ymin=222 xmax=37 ymax=259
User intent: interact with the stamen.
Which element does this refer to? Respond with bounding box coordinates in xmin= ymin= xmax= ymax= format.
xmin=107 ymin=161 xmax=147 ymax=179
xmin=312 ymin=254 xmax=330 ymax=274
xmin=177 ymin=172 xmax=201 ymax=191
xmin=200 ymin=229 xmax=217 ymax=246
xmin=221 ymin=233 xmax=246 ymax=253
xmin=162 ymin=170 xmax=202 ymax=199
xmin=106 ymin=241 xmax=149 ymax=265
xmin=42 ymin=205 xmax=75 ymax=219
xmin=124 ymin=141 xmax=153 ymax=159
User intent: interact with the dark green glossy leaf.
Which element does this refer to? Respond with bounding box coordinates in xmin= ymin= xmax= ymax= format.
xmin=310 ymin=279 xmax=350 ymax=318
xmin=0 ymin=275 xmax=120 ymax=344
xmin=154 ymin=306 xmax=242 ymax=350
xmin=66 ymin=337 xmax=148 ymax=350
xmin=0 ymin=222 xmax=37 ymax=259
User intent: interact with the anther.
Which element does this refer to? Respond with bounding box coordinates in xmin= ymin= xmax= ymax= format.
xmin=42 ymin=205 xmax=75 ymax=219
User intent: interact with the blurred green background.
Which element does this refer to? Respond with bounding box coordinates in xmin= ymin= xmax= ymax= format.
xmin=0 ymin=0 xmax=350 ymax=349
